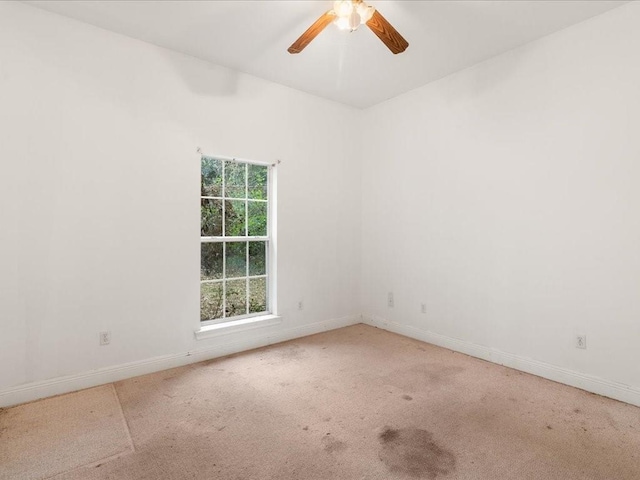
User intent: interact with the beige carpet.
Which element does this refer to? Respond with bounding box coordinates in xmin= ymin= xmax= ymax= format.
xmin=2 ymin=324 xmax=639 ymax=479
xmin=0 ymin=384 xmax=133 ymax=480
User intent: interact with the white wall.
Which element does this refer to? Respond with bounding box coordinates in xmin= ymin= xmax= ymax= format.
xmin=3 ymin=1 xmax=639 ymax=407
xmin=0 ymin=2 xmax=362 ymax=404
xmin=362 ymin=2 xmax=640 ymax=397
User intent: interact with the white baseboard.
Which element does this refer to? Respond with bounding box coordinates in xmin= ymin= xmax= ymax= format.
xmin=0 ymin=314 xmax=361 ymax=408
xmin=7 ymin=314 xmax=637 ymax=409
xmin=364 ymin=315 xmax=640 ymax=408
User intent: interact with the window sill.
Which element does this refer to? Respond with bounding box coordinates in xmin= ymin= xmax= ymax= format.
xmin=195 ymin=314 xmax=282 ymax=340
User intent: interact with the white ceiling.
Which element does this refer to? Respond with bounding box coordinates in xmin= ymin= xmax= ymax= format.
xmin=26 ymin=0 xmax=628 ymax=108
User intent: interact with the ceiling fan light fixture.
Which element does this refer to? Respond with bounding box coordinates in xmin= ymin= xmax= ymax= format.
xmin=357 ymin=3 xmax=375 ymax=24
xmin=333 ymin=0 xmax=371 ymax=32
xmin=334 ymin=16 xmax=351 ymax=31
xmin=333 ymin=0 xmax=353 ymax=18
xmin=348 ymin=9 xmax=361 ymax=30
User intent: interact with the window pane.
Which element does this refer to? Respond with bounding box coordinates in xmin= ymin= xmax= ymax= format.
xmin=248 ymin=241 xmax=266 ymax=276
xmin=226 ymin=241 xmax=246 ymax=278
xmin=249 ymin=278 xmax=267 ymax=313
xmin=201 ymin=282 xmax=223 ymax=321
xmin=225 ymin=200 xmax=246 ymax=236
xmin=201 ymin=199 xmax=222 ymax=236
xmin=247 ymin=201 xmax=267 ymax=236
xmin=201 ymin=157 xmax=222 ymax=197
xmin=200 ymin=157 xmax=271 ymax=323
xmin=226 ymin=279 xmax=247 ymax=317
xmin=224 ymin=161 xmax=246 ymax=199
xmin=248 ymin=164 xmax=268 ymax=200
xmin=201 ymin=243 xmax=223 ymax=280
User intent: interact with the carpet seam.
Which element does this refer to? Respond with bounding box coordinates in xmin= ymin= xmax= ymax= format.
xmin=111 ymin=383 xmax=137 ymax=453
xmin=32 ymin=384 xmax=136 ymax=480
xmin=44 ymin=385 xmax=136 ymax=479
xmin=45 ymin=449 xmax=136 ymax=480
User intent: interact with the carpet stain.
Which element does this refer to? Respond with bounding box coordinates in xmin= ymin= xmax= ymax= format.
xmin=379 ymin=428 xmax=399 ymax=443
xmin=378 ymin=427 xmax=455 ymax=479
xmin=384 ymin=364 xmax=464 ymax=392
xmin=402 ymin=395 xmax=413 ymax=401
xmin=278 ymin=345 xmax=305 ymax=360
xmin=264 ymin=345 xmax=306 ymax=366
xmin=322 ymin=435 xmax=347 ymax=453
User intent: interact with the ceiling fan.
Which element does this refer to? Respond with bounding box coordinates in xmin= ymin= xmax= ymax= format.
xmin=288 ymin=0 xmax=409 ymax=55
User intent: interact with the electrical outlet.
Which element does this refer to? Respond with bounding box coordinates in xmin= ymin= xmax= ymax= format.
xmin=100 ymin=331 xmax=111 ymax=346
xmin=421 ymin=303 xmax=426 ymax=314
xmin=297 ymin=300 xmax=303 ymax=311
xmin=387 ymin=292 xmax=394 ymax=308
xmin=575 ymin=334 xmax=587 ymax=350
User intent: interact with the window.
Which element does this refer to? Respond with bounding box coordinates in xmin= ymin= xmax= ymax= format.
xmin=200 ymin=156 xmax=272 ymax=324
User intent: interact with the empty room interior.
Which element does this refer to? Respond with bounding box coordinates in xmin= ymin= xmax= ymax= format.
xmin=1 ymin=1 xmax=640 ymax=479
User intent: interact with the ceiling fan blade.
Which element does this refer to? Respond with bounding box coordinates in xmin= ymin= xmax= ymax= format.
xmin=288 ymin=11 xmax=335 ymax=54
xmin=366 ymin=10 xmax=409 ymax=54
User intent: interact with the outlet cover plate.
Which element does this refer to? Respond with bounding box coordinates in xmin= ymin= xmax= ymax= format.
xmin=100 ymin=331 xmax=111 ymax=346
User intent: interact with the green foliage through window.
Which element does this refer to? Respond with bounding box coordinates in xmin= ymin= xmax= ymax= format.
xmin=200 ymin=156 xmax=270 ymax=322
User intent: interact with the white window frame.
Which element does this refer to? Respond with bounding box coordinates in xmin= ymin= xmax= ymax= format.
xmin=199 ymin=154 xmax=277 ymax=328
